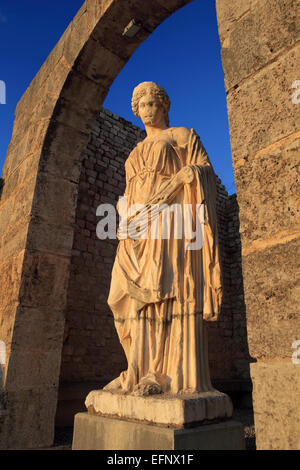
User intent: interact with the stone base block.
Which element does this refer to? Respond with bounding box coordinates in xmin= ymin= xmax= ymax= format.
xmin=72 ymin=413 xmax=245 ymax=450
xmin=85 ymin=389 xmax=233 ymax=428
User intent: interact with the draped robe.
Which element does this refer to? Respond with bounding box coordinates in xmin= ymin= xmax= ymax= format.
xmin=106 ymin=128 xmax=222 ymax=394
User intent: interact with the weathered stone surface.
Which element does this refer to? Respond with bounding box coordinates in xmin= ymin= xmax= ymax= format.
xmin=216 ymin=0 xmax=257 ymax=42
xmin=0 ymin=219 xmax=30 ymax=261
xmin=220 ymin=0 xmax=300 ymax=90
xmin=74 ymin=39 xmax=126 ymax=86
xmin=0 ymin=387 xmax=58 ymax=449
xmin=5 ymin=346 xmax=63 ymax=391
xmin=8 ymin=175 xmax=36 ymax=228
xmin=62 ymin=9 xmax=89 ymax=66
xmin=242 ymin=237 xmax=300 ymax=359
xmin=85 ymin=389 xmax=233 ymax=427
xmin=20 ymin=252 xmax=70 ymax=308
xmin=84 ymin=0 xmax=115 ymax=36
xmin=0 ymin=198 xmax=14 ymax=240
xmin=0 ymin=252 xmax=25 ymax=312
xmin=90 ymin=0 xmax=172 ymax=60
xmin=235 ymin=139 xmax=300 ymax=244
xmin=251 ymin=361 xmax=300 ymax=450
xmin=39 ymin=122 xmax=89 ymax=180
xmin=11 ymin=306 xmax=65 ymax=353
xmin=32 ymin=173 xmax=78 ymax=225
xmin=53 ymin=99 xmax=101 ymax=136
xmin=72 ymin=413 xmax=245 ymax=450
xmin=27 ymin=218 xmax=74 ymax=257
xmin=227 ymin=43 xmax=300 ymax=163
xmin=2 ymin=120 xmax=50 ymax=179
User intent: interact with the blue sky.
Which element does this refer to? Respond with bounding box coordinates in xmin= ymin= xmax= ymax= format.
xmin=0 ymin=1 xmax=235 ymax=194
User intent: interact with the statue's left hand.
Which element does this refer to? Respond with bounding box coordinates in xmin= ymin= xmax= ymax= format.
xmin=175 ymin=165 xmax=195 ymax=185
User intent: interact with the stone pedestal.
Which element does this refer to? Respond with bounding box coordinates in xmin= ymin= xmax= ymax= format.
xmin=72 ymin=390 xmax=245 ymax=450
xmin=72 ymin=414 xmax=245 ymax=450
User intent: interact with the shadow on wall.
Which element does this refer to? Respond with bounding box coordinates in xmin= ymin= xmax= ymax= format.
xmin=0 ymin=366 xmax=3 ymax=390
xmin=0 ymin=178 xmax=4 ymax=199
xmin=0 ymin=341 xmax=5 ymax=419
xmin=0 ymin=340 xmax=5 ymax=389
xmin=211 ymin=195 xmax=256 ymax=446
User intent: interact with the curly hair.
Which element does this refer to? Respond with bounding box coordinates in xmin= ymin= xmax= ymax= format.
xmin=131 ymin=82 xmax=171 ymax=127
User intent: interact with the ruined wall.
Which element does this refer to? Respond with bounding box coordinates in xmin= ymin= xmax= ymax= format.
xmin=58 ymin=108 xmax=248 ymax=395
xmin=60 ymin=109 xmax=145 ymax=384
xmin=216 ymin=0 xmax=300 ymax=450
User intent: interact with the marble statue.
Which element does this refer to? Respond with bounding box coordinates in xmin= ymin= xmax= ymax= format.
xmin=105 ymin=82 xmax=222 ymax=396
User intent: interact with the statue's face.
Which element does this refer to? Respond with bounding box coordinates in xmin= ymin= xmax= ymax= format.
xmin=138 ymin=92 xmax=166 ymax=128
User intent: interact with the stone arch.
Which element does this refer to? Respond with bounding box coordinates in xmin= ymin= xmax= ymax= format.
xmin=0 ymin=0 xmax=192 ymax=449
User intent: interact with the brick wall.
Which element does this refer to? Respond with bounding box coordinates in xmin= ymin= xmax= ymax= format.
xmin=58 ymin=108 xmax=247 ymax=388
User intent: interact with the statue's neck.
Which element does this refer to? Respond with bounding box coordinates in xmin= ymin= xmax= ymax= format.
xmin=145 ymin=124 xmax=169 ymax=139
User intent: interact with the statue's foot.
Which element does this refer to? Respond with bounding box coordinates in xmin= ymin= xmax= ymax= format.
xmin=103 ymin=376 xmax=121 ymax=392
xmin=133 ymin=380 xmax=163 ymax=397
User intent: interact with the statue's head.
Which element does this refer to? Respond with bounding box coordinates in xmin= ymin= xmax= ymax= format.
xmin=131 ymin=81 xmax=170 ymax=127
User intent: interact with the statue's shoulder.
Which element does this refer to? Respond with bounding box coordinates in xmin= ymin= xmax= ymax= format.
xmin=170 ymin=127 xmax=195 ymax=146
xmin=125 ymin=144 xmax=138 ymax=168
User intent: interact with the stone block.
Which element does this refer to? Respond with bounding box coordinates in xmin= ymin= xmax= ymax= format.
xmin=91 ymin=0 xmax=171 ymax=60
xmin=235 ymin=139 xmax=300 ymax=244
xmin=72 ymin=413 xmax=245 ymax=450
xmin=45 ymin=57 xmax=71 ymax=95
xmin=220 ymin=0 xmax=300 ymax=90
xmin=20 ymin=251 xmax=70 ymax=309
xmin=53 ymin=98 xmax=101 ymax=136
xmin=32 ymin=172 xmax=78 ymax=225
xmin=29 ymin=93 xmax=59 ymax=125
xmin=8 ymin=174 xmax=36 ymax=228
xmin=74 ymin=39 xmax=126 ymax=86
xmin=250 ymin=361 xmax=300 ymax=450
xmin=85 ymin=389 xmax=233 ymax=427
xmin=5 ymin=345 xmax=63 ymax=391
xmin=27 ymin=217 xmax=74 ymax=257
xmin=0 ymin=251 xmax=25 ymax=312
xmin=59 ymin=70 xmax=107 ymax=116
xmin=15 ymin=153 xmax=40 ymax=189
xmin=0 ymin=197 xmax=14 ymax=239
xmin=62 ymin=11 xmax=88 ymax=66
xmin=0 ymin=219 xmax=29 ymax=261
xmin=216 ymin=0 xmax=256 ymax=41
xmin=11 ymin=305 xmax=65 ymax=353
xmin=227 ymin=43 xmax=300 ymax=163
xmin=2 ymin=132 xmax=29 ymax=180
xmin=0 ymin=166 xmax=21 ymax=202
xmin=0 ymin=387 xmax=58 ymax=449
xmin=39 ymin=121 xmax=89 ymax=180
xmin=242 ymin=237 xmax=300 ymax=359
xmin=85 ymin=0 xmax=113 ymax=36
